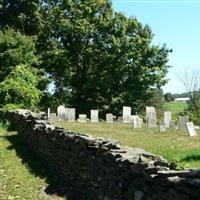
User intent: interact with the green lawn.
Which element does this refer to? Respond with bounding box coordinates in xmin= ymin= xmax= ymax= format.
xmin=0 ymin=128 xmax=64 ymax=200
xmin=55 ymin=121 xmax=200 ymax=169
xmin=163 ymin=101 xmax=188 ymax=120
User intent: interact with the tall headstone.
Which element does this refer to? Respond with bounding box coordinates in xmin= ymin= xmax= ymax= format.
xmin=164 ymin=111 xmax=172 ymax=128
xmin=178 ymin=116 xmax=189 ymax=130
xmin=90 ymin=110 xmax=99 ymax=123
xmin=122 ymin=106 xmax=131 ymax=123
xmin=57 ymin=105 xmax=66 ymax=120
xmin=47 ymin=107 xmax=50 ymax=119
xmin=78 ymin=114 xmax=87 ymax=123
xmin=146 ymin=106 xmax=157 ymax=128
xmin=67 ymin=108 xmax=76 ymax=122
xmin=186 ymin=122 xmax=197 ymax=137
xmin=106 ymin=113 xmax=114 ymax=123
xmin=131 ymin=115 xmax=142 ymax=128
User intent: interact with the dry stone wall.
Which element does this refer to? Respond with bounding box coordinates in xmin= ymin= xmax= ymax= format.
xmin=6 ymin=109 xmax=200 ymax=200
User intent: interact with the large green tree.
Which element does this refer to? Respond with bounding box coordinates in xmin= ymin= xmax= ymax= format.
xmin=38 ymin=0 xmax=170 ymax=115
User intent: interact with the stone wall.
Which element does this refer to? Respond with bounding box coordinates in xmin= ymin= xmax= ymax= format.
xmin=6 ymin=110 xmax=200 ymax=200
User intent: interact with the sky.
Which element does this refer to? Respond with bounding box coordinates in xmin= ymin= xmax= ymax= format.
xmin=112 ymin=0 xmax=200 ymax=94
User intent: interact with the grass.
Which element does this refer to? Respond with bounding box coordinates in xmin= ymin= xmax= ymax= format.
xmin=55 ymin=121 xmax=200 ymax=169
xmin=163 ymin=101 xmax=188 ymax=120
xmin=0 ymin=127 xmax=65 ymax=200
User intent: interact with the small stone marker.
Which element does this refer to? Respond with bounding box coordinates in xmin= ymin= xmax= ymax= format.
xmin=67 ymin=108 xmax=76 ymax=122
xmin=186 ymin=122 xmax=197 ymax=137
xmin=57 ymin=105 xmax=66 ymax=120
xmin=106 ymin=113 xmax=114 ymax=123
xmin=146 ymin=107 xmax=157 ymax=128
xmin=122 ymin=106 xmax=131 ymax=123
xmin=78 ymin=114 xmax=87 ymax=123
xmin=90 ymin=110 xmax=99 ymax=122
xmin=164 ymin=111 xmax=171 ymax=128
xmin=49 ymin=113 xmax=57 ymax=121
xmin=159 ymin=122 xmax=166 ymax=133
xmin=178 ymin=116 xmax=189 ymax=130
xmin=131 ymin=115 xmax=142 ymax=128
xmin=117 ymin=117 xmax=123 ymax=122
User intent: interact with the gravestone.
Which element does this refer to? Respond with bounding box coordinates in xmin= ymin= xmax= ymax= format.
xmin=146 ymin=107 xmax=157 ymax=128
xmin=178 ymin=116 xmax=189 ymax=130
xmin=67 ymin=108 xmax=76 ymax=122
xmin=117 ymin=117 xmax=123 ymax=122
xmin=47 ymin=107 xmax=50 ymax=119
xmin=57 ymin=105 xmax=66 ymax=120
xmin=186 ymin=122 xmax=197 ymax=137
xmin=131 ymin=115 xmax=142 ymax=128
xmin=90 ymin=110 xmax=99 ymax=122
xmin=78 ymin=114 xmax=87 ymax=123
xmin=122 ymin=106 xmax=131 ymax=123
xmin=164 ymin=111 xmax=171 ymax=128
xmin=106 ymin=113 xmax=114 ymax=123
xmin=159 ymin=121 xmax=166 ymax=133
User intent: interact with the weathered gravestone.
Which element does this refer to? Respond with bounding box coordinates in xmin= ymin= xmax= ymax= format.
xmin=186 ymin=122 xmax=197 ymax=137
xmin=130 ymin=115 xmax=142 ymax=128
xmin=146 ymin=107 xmax=157 ymax=128
xmin=49 ymin=113 xmax=57 ymax=121
xmin=57 ymin=105 xmax=67 ymax=120
xmin=106 ymin=113 xmax=114 ymax=123
xmin=178 ymin=116 xmax=189 ymax=130
xmin=164 ymin=111 xmax=171 ymax=128
xmin=159 ymin=121 xmax=166 ymax=133
xmin=90 ymin=110 xmax=99 ymax=123
xmin=67 ymin=108 xmax=76 ymax=122
xmin=47 ymin=108 xmax=50 ymax=119
xmin=122 ymin=106 xmax=131 ymax=123
xmin=77 ymin=114 xmax=87 ymax=123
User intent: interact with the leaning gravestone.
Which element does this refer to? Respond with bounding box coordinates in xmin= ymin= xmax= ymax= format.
xmin=164 ymin=111 xmax=171 ymax=128
xmin=178 ymin=116 xmax=189 ymax=130
xmin=106 ymin=113 xmax=114 ymax=123
xmin=131 ymin=115 xmax=142 ymax=129
xmin=122 ymin=106 xmax=131 ymax=123
xmin=186 ymin=122 xmax=197 ymax=137
xmin=57 ymin=105 xmax=66 ymax=120
xmin=67 ymin=108 xmax=76 ymax=122
xmin=77 ymin=114 xmax=87 ymax=123
xmin=90 ymin=110 xmax=99 ymax=122
xmin=146 ymin=107 xmax=157 ymax=128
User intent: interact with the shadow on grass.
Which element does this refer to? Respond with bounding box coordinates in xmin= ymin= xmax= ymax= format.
xmin=4 ymin=133 xmax=72 ymax=200
xmin=181 ymin=154 xmax=200 ymax=162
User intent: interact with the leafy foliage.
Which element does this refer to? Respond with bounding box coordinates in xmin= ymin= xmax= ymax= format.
xmin=0 ymin=65 xmax=42 ymax=111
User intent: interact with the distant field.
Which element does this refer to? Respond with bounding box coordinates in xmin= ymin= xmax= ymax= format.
xmin=163 ymin=101 xmax=188 ymax=120
xmin=55 ymin=121 xmax=200 ymax=169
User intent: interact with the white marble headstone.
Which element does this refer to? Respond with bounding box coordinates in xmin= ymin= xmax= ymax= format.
xmin=131 ymin=115 xmax=142 ymax=128
xmin=146 ymin=107 xmax=157 ymax=128
xmin=164 ymin=111 xmax=171 ymax=128
xmin=78 ymin=114 xmax=87 ymax=123
xmin=106 ymin=113 xmax=114 ymax=123
xmin=57 ymin=105 xmax=66 ymax=120
xmin=90 ymin=110 xmax=99 ymax=122
xmin=186 ymin=122 xmax=197 ymax=137
xmin=122 ymin=106 xmax=131 ymax=123
xmin=178 ymin=116 xmax=189 ymax=130
xmin=67 ymin=108 xmax=76 ymax=122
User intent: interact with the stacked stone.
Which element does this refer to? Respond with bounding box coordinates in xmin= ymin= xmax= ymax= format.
xmin=6 ymin=109 xmax=200 ymax=200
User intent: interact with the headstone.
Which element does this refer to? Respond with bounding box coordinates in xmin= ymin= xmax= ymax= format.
xmin=47 ymin=107 xmax=50 ymax=119
xmin=67 ymin=108 xmax=76 ymax=122
xmin=159 ymin=121 xmax=166 ymax=133
xmin=178 ymin=116 xmax=189 ymax=130
xmin=164 ymin=111 xmax=171 ymax=128
xmin=186 ymin=122 xmax=197 ymax=137
xmin=131 ymin=115 xmax=142 ymax=128
xmin=90 ymin=110 xmax=99 ymax=122
xmin=122 ymin=106 xmax=131 ymax=123
xmin=146 ymin=107 xmax=157 ymax=128
xmin=117 ymin=117 xmax=123 ymax=122
xmin=49 ymin=113 xmax=57 ymax=121
xmin=57 ymin=105 xmax=66 ymax=120
xmin=106 ymin=113 xmax=114 ymax=123
xmin=77 ymin=114 xmax=87 ymax=123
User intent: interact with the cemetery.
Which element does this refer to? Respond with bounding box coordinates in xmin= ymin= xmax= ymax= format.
xmin=0 ymin=0 xmax=200 ymax=200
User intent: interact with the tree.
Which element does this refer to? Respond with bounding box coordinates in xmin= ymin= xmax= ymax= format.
xmin=38 ymin=0 xmax=170 ymax=115
xmin=0 ymin=0 xmax=43 ymax=35
xmin=164 ymin=92 xmax=174 ymax=102
xmin=0 ymin=65 xmax=42 ymax=110
xmin=0 ymin=28 xmax=38 ymax=82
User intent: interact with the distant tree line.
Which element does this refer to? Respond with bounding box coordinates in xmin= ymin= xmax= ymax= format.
xmin=0 ymin=0 xmax=171 ymax=115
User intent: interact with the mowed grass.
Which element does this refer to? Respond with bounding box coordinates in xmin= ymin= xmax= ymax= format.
xmin=55 ymin=121 xmax=200 ymax=169
xmin=163 ymin=101 xmax=188 ymax=120
xmin=0 ymin=128 xmax=64 ymax=200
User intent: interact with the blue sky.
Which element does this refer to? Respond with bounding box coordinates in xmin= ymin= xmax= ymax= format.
xmin=112 ymin=0 xmax=200 ymax=94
